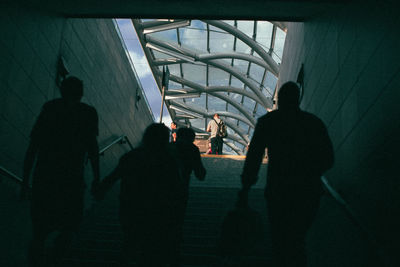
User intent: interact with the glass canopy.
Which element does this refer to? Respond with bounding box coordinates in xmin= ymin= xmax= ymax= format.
xmin=132 ymin=19 xmax=287 ymax=154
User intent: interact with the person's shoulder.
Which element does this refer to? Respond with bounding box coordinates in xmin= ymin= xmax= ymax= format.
xmin=258 ymin=110 xmax=277 ymax=122
xmin=42 ymin=98 xmax=63 ymax=109
xmin=79 ymin=102 xmax=97 ymax=113
xmin=300 ymin=110 xmax=326 ymax=127
xmin=301 ymin=110 xmax=323 ymax=122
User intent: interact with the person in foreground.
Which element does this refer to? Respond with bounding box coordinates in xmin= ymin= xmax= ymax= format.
xmin=21 ymin=76 xmax=100 ymax=266
xmin=94 ymin=123 xmax=184 ymax=267
xmin=171 ymin=127 xmax=206 ymax=266
xmin=239 ymin=81 xmax=334 ymax=267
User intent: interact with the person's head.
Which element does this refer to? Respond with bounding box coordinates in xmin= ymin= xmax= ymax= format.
xmin=60 ymin=76 xmax=83 ymax=102
xmin=170 ymin=121 xmax=177 ymax=129
xmin=213 ymin=113 xmax=220 ymax=119
xmin=278 ymin=81 xmax=300 ymax=109
xmin=142 ymin=123 xmax=170 ymax=148
xmin=176 ymin=127 xmax=196 ymax=143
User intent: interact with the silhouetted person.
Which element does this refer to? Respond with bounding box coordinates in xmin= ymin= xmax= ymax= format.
xmin=94 ymin=123 xmax=184 ymax=267
xmin=170 ymin=121 xmax=178 ymax=143
xmin=174 ymin=127 xmax=206 ymax=203
xmin=171 ymin=127 xmax=206 ymax=265
xmin=240 ymin=81 xmax=334 ymax=267
xmin=21 ymin=76 xmax=100 ymax=266
xmin=207 ymin=113 xmax=224 ymax=154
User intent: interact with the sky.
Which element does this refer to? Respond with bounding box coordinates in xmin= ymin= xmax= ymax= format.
xmin=115 ymin=19 xmax=172 ymax=126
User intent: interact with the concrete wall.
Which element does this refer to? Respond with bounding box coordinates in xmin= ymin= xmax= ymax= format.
xmin=278 ymin=1 xmax=400 ymax=264
xmin=0 ymin=7 xmax=154 ymax=181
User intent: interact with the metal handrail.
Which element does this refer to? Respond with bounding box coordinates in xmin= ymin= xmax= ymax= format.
xmin=321 ymin=176 xmax=390 ymax=266
xmin=0 ymin=165 xmax=23 ymax=184
xmin=99 ymin=135 xmax=134 ymax=155
xmin=0 ymin=135 xmax=134 ymax=186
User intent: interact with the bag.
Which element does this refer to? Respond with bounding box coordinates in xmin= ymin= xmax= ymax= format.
xmin=215 ymin=119 xmax=228 ymax=138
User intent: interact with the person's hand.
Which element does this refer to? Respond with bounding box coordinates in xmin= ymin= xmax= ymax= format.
xmin=236 ymin=187 xmax=249 ymax=209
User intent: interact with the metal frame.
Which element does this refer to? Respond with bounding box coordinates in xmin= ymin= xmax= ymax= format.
xmin=132 ymin=19 xmax=285 ymax=154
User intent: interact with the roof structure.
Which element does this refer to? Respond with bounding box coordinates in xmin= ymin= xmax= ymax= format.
xmin=133 ymin=19 xmax=287 ymax=154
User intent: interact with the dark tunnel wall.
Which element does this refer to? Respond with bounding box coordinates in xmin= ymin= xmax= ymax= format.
xmin=278 ymin=1 xmax=400 ymax=263
xmin=0 ymin=7 xmax=154 ymax=181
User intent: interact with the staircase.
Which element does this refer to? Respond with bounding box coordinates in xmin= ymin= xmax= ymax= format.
xmin=58 ymin=157 xmax=270 ymax=266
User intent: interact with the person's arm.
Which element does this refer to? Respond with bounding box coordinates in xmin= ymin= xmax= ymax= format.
xmin=88 ymin=109 xmax=100 ymax=191
xmin=241 ymin=118 xmax=268 ymax=190
xmin=206 ymin=121 xmax=212 ymax=132
xmin=192 ymin=146 xmax=206 ymax=181
xmin=21 ymin=105 xmax=46 ymax=199
xmin=93 ymin=156 xmax=125 ymax=200
xmin=21 ymin=141 xmax=38 ymax=199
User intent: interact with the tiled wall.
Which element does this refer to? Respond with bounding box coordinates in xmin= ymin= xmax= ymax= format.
xmin=0 ymin=7 xmax=154 ymax=180
xmin=278 ymin=1 xmax=400 ymax=261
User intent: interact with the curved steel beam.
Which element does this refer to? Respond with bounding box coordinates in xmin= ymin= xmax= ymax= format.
xmin=224 ymin=142 xmax=244 ymax=155
xmin=164 ymin=71 xmax=264 ymax=107
xmin=160 ymin=71 xmax=259 ymax=125
xmin=209 ymin=92 xmax=256 ymax=126
xmin=146 ymin=36 xmax=272 ymax=108
xmin=197 ymin=52 xmax=276 ymax=75
xmin=153 ymin=52 xmax=276 ymax=75
xmin=170 ymin=100 xmax=254 ymax=128
xmin=205 ymin=60 xmax=272 ymax=107
xmin=169 ymin=102 xmax=250 ymax=143
xmin=202 ymin=20 xmax=280 ymax=75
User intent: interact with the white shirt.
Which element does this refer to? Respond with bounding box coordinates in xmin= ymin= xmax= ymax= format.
xmin=207 ymin=117 xmax=221 ymax=138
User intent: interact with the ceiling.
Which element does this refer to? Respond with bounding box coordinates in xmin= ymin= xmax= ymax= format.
xmin=133 ymin=19 xmax=287 ymax=154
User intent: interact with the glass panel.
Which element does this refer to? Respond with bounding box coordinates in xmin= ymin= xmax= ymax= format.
xmin=264 ymin=71 xmax=278 ymax=93
xmin=237 ymin=20 xmax=254 ymax=40
xmin=229 ymin=93 xmax=242 ymax=103
xmin=235 ymin=39 xmax=251 ymax=53
xmin=116 ymin=19 xmax=136 ymax=39
xmin=209 ymin=29 xmax=234 ymax=53
xmin=249 ymin=64 xmax=265 ymax=84
xmin=189 ymin=118 xmax=205 ymax=129
xmin=227 ymin=104 xmax=240 ymax=115
xmin=182 ymin=63 xmax=206 ymax=86
xmin=272 ymin=52 xmax=281 ymax=64
xmin=238 ymin=120 xmax=249 ymax=133
xmin=232 ymin=59 xmax=250 ymax=74
xmin=169 ymin=80 xmax=183 ymax=90
xmin=242 ymin=97 xmax=256 ymax=111
xmin=165 ymin=64 xmax=181 ymax=77
xmin=208 ymin=66 xmax=229 ymax=86
xmin=188 ymin=93 xmax=206 ymax=108
xmin=151 ymin=49 xmax=172 ymax=59
xmin=273 ymin=27 xmax=286 ymax=63
xmin=230 ymin=77 xmax=244 ymax=88
xmin=179 ymin=26 xmax=207 ymax=52
xmin=222 ymin=20 xmax=235 ymax=26
xmin=255 ymin=104 xmax=267 ymax=118
xmin=256 ymin=21 xmax=273 ymax=50
xmin=207 ymin=95 xmax=226 ymax=112
xmin=148 ymin=29 xmax=178 ymax=43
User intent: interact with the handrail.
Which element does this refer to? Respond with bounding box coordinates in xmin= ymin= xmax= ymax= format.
xmin=0 ymin=135 xmax=133 ymax=186
xmin=99 ymin=135 xmax=134 ymax=155
xmin=321 ymin=176 xmax=390 ymax=266
xmin=0 ymin=165 xmax=23 ymax=184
